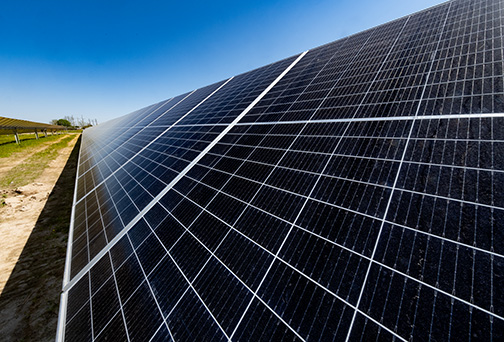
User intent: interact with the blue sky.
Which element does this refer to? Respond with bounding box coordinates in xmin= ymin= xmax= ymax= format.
xmin=0 ymin=0 xmax=443 ymax=124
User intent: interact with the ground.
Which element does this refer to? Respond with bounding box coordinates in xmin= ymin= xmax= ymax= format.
xmin=0 ymin=134 xmax=80 ymax=341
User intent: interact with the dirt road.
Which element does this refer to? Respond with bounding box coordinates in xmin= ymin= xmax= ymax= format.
xmin=0 ymin=134 xmax=80 ymax=341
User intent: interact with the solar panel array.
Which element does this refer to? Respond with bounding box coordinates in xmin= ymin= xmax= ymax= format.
xmin=58 ymin=0 xmax=504 ymax=340
xmin=0 ymin=115 xmax=64 ymax=135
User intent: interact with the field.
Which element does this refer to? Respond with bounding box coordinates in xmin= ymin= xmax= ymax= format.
xmin=0 ymin=133 xmax=81 ymax=341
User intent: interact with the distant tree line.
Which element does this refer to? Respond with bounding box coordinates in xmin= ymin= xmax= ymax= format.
xmin=50 ymin=115 xmax=98 ymax=129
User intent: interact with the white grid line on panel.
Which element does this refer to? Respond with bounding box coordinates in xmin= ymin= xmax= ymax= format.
xmin=140 ymin=219 xmax=233 ymax=340
xmin=121 ymin=130 xmax=504 ymax=188
xmin=372 ymin=252 xmax=503 ymax=321
xmin=164 ymin=287 xmax=192 ymax=321
xmin=233 ymin=17 xmax=409 ymax=333
xmin=81 ymin=98 xmax=177 ymax=168
xmin=106 ymin=253 xmax=132 ymax=342
xmin=62 ymin=51 xmax=307 ymax=293
xmin=88 ymin=267 xmax=95 ymax=341
xmin=179 ymin=161 xmax=504 ymax=262
xmin=148 ymin=324 xmax=164 ymax=342
xmin=431 ymin=3 xmax=486 ymax=334
xmin=161 ymin=129 xmax=504 ymax=144
xmin=111 ymin=168 xmax=198 ymax=341
xmin=345 ymin=3 xmax=452 ymax=339
xmin=75 ymin=78 xmax=232 ymax=204
xmin=93 ymin=311 xmax=124 ymax=340
xmin=64 ymin=94 xmax=193 ymax=293
xmin=491 ymin=0 xmax=503 ymax=324
xmin=229 ymin=22 xmax=404 ymax=337
xmin=78 ymin=98 xmax=175 ymax=172
xmin=150 ymin=174 xmax=345 ymax=341
xmin=149 ymin=143 xmax=311 ymax=340
xmin=235 ymin=112 xmax=504 ymax=126
xmin=64 ymin=2 xmax=504 ymax=340
xmin=124 ymin=233 xmax=176 ymax=341
xmin=65 ymin=51 xmax=315 ymax=335
xmin=145 ymin=208 xmax=305 ymax=341
xmin=167 ymin=173 xmax=504 ymax=329
xmin=77 ymin=99 xmax=174 ymax=177
xmin=100 ymin=135 xmax=504 ymax=267
xmin=277 ymin=258 xmax=409 ymax=342
xmin=156 ymin=185 xmax=406 ymax=341
xmin=151 ymin=111 xmax=504 ymax=130
xmin=74 ymin=166 xmax=504 ymax=340
xmin=99 ymin=182 xmax=132 ymax=342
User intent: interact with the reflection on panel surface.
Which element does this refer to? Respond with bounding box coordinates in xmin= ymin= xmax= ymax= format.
xmin=60 ymin=1 xmax=504 ymax=341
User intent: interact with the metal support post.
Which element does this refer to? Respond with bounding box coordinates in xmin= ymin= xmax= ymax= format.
xmin=14 ymin=130 xmax=20 ymax=144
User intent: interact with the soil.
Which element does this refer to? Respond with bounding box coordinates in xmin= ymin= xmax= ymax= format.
xmin=0 ymin=134 xmax=80 ymax=342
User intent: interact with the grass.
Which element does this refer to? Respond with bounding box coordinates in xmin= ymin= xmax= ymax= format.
xmin=0 ymin=135 xmax=76 ymax=189
xmin=0 ymin=134 xmax=70 ymax=158
xmin=0 ymin=133 xmax=38 ymax=145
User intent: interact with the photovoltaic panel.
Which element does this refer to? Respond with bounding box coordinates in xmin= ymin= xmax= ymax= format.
xmin=77 ymin=98 xmax=179 ymax=176
xmin=66 ymin=54 xmax=300 ymax=280
xmin=58 ymin=0 xmax=504 ymax=341
xmin=0 ymin=115 xmax=64 ymax=134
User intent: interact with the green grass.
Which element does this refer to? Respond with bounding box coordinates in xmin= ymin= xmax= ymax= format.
xmin=0 ymin=135 xmax=76 ymax=189
xmin=0 ymin=134 xmax=70 ymax=158
xmin=0 ymin=133 xmax=37 ymax=144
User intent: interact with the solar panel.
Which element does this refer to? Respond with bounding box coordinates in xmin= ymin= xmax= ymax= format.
xmin=57 ymin=0 xmax=504 ymax=340
xmin=0 ymin=115 xmax=65 ymax=135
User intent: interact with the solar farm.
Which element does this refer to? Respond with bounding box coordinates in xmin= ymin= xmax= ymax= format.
xmin=58 ymin=0 xmax=504 ymax=340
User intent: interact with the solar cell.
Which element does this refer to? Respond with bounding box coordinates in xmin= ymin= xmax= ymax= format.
xmin=58 ymin=0 xmax=504 ymax=341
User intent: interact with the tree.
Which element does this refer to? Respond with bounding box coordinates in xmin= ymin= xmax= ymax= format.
xmin=77 ymin=115 xmax=87 ymax=128
xmin=63 ymin=115 xmax=76 ymax=127
xmin=57 ymin=119 xmax=72 ymax=127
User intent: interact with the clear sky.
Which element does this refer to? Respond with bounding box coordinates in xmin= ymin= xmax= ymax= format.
xmin=1 ymin=0 xmax=444 ymax=124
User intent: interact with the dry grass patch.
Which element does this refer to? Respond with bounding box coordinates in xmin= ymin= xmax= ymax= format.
xmin=0 ymin=135 xmax=75 ymax=189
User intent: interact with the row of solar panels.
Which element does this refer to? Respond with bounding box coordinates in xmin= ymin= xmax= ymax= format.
xmin=58 ymin=0 xmax=504 ymax=340
xmin=0 ymin=116 xmax=65 ymax=135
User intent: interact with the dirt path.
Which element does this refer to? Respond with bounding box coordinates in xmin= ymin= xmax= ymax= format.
xmin=0 ymin=134 xmax=80 ymax=342
xmin=0 ymin=135 xmax=69 ymax=179
xmin=0 ymin=134 xmax=79 ymax=293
